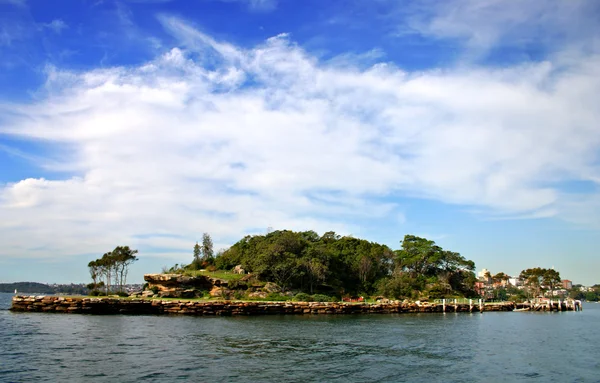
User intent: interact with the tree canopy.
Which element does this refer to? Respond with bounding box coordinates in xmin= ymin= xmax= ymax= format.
xmin=212 ymin=230 xmax=477 ymax=299
xmin=519 ymin=267 xmax=561 ymax=297
xmin=88 ymin=246 xmax=138 ymax=294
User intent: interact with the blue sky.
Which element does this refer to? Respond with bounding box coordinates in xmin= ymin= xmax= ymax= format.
xmin=1 ymin=0 xmax=599 ymax=285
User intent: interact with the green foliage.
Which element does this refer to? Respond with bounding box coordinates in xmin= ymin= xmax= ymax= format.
xmin=88 ymin=246 xmax=138 ymax=294
xmin=211 ymin=230 xmax=477 ymax=299
xmin=519 ymin=267 xmax=561 ymax=297
xmin=233 ymin=291 xmax=245 ymax=300
xmin=228 ymin=279 xmax=248 ymax=289
xmin=183 ymin=269 xmax=244 ymax=281
xmin=202 ymin=233 xmax=214 ymax=262
xmin=585 ymin=291 xmax=599 ymax=301
xmin=377 ymin=274 xmax=423 ymax=299
xmin=292 ymin=292 xmax=313 ymax=302
xmin=192 ymin=242 xmax=202 ymax=269
xmin=311 ymin=294 xmax=335 ymax=302
xmin=265 ymin=292 xmax=288 ymax=301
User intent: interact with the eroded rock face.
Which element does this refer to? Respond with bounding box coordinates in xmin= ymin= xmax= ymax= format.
xmin=209 ymin=286 xmax=233 ymax=297
xmin=143 ymin=273 xmax=229 ymax=298
xmin=262 ymin=282 xmax=281 ymax=293
xmin=247 ymin=291 xmax=268 ymax=299
xmin=144 ymin=274 xmax=227 ymax=289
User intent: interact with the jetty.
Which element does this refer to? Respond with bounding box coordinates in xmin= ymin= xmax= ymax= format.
xmin=513 ymin=298 xmax=583 ymax=312
xmin=8 ymin=296 xmax=582 ymax=316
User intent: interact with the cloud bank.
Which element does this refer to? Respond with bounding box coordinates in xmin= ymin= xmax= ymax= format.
xmin=1 ymin=15 xmax=599 ymax=261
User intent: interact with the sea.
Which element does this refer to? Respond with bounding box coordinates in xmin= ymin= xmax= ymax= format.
xmin=1 ymin=293 xmax=599 ymax=382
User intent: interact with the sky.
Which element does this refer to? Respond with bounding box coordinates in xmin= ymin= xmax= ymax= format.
xmin=0 ymin=0 xmax=599 ymax=286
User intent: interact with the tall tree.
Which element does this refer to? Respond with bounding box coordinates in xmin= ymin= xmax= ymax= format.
xmin=88 ymin=246 xmax=138 ymax=294
xmin=304 ymin=257 xmax=327 ymax=294
xmin=201 ymin=233 xmax=214 ymax=262
xmin=88 ymin=260 xmax=99 ymax=288
xmin=112 ymin=246 xmax=139 ymax=290
xmin=542 ymin=269 xmax=561 ymax=297
xmin=519 ymin=268 xmax=554 ymax=298
xmin=493 ymin=272 xmax=510 ymax=286
xmin=193 ymin=242 xmax=202 ymax=268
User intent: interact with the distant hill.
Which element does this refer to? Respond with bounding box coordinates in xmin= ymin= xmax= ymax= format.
xmin=0 ymin=282 xmax=55 ymax=294
xmin=0 ymin=282 xmax=88 ymax=295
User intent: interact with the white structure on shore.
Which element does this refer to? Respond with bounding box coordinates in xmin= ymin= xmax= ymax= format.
xmin=477 ymin=268 xmax=490 ymax=279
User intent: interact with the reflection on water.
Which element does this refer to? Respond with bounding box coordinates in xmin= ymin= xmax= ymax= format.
xmin=1 ymin=294 xmax=598 ymax=382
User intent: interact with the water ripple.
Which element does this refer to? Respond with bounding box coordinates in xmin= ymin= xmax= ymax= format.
xmin=2 ymin=294 xmax=599 ymax=383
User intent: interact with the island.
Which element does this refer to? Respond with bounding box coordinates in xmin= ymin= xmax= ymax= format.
xmin=9 ymin=230 xmax=586 ymax=315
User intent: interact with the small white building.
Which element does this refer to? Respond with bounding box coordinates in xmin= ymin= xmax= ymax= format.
xmin=509 ymin=277 xmax=522 ymax=287
xmin=478 ymin=268 xmax=490 ymax=279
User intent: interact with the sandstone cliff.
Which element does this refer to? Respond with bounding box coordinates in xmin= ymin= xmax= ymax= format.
xmin=143 ymin=273 xmax=228 ymax=298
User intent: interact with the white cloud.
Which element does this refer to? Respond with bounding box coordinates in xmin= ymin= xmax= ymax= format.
xmin=399 ymin=0 xmax=599 ymax=58
xmin=41 ymin=19 xmax=68 ymax=34
xmin=216 ymin=0 xmax=278 ymax=12
xmin=0 ymin=0 xmax=27 ymax=6
xmin=0 ymin=16 xmax=599 ymax=262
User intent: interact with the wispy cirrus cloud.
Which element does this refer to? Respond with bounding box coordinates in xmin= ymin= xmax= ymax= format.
xmin=0 ymin=13 xmax=599 ymax=265
xmin=0 ymin=0 xmax=27 ymax=7
xmin=40 ymin=19 xmax=68 ymax=34
xmin=395 ymin=0 xmax=600 ymax=59
xmin=215 ymin=0 xmax=278 ymax=12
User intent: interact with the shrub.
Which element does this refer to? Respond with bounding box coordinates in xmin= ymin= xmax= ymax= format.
xmin=233 ymin=291 xmax=245 ymax=300
xmin=228 ymin=280 xmax=248 ymax=290
xmin=265 ymin=292 xmax=288 ymax=301
xmin=292 ymin=292 xmax=313 ymax=302
xmin=89 ymin=290 xmax=101 ymax=296
xmin=312 ymin=294 xmax=333 ymax=302
xmin=117 ymin=291 xmax=129 ymax=297
xmin=150 ymin=286 xmax=159 ymax=294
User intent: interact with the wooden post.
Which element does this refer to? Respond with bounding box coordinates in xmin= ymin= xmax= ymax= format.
xmin=479 ymin=299 xmax=483 ymax=313
xmin=455 ymin=299 xmax=458 ymax=312
xmin=469 ymin=299 xmax=473 ymax=312
xmin=442 ymin=298 xmax=446 ymax=313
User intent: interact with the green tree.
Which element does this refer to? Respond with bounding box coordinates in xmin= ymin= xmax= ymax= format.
xmin=192 ymin=242 xmax=202 ymax=269
xmin=304 ymin=257 xmax=327 ymax=294
xmin=88 ymin=260 xmax=99 ymax=290
xmin=88 ymin=246 xmax=138 ymax=294
xmin=585 ymin=292 xmax=598 ymax=302
xmin=212 ymin=230 xmax=474 ymax=299
xmin=542 ymin=269 xmax=561 ymax=296
xmin=112 ymin=246 xmax=139 ymax=291
xmin=393 ymin=235 xmax=476 ymax=297
xmin=493 ymin=272 xmax=509 ymax=285
xmin=202 ymin=233 xmax=214 ymax=263
xmin=519 ymin=268 xmax=560 ymax=298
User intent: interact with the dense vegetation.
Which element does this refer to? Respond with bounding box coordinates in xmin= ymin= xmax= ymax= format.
xmin=568 ymin=285 xmax=600 ymax=302
xmin=205 ymin=230 xmax=477 ymax=299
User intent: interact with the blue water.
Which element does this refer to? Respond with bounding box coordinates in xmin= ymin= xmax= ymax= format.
xmin=1 ymin=293 xmax=599 ymax=382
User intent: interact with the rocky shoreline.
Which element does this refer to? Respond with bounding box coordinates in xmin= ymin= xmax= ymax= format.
xmin=9 ymin=295 xmax=517 ymax=315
